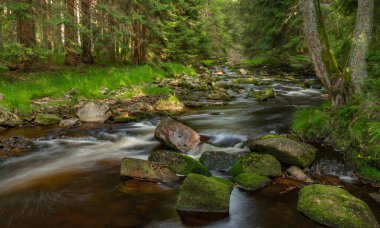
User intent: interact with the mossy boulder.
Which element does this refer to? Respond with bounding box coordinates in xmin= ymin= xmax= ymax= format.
xmin=248 ymin=137 xmax=316 ymax=168
xmin=232 ymin=78 xmax=260 ymax=85
xmin=199 ymin=151 xmax=248 ymax=170
xmin=120 ymin=158 xmax=179 ymax=183
xmin=297 ymin=184 xmax=379 ymax=228
xmin=249 ymin=88 xmax=275 ymax=101
xmin=228 ymin=153 xmax=281 ymax=177
xmin=260 ymin=134 xmax=282 ymax=140
xmin=148 ymin=150 xmax=211 ymax=176
xmin=235 ymin=173 xmax=271 ymax=191
xmin=176 ymin=174 xmax=233 ymax=218
xmin=0 ymin=106 xmax=22 ymax=127
xmin=154 ymin=118 xmax=201 ymax=154
xmin=35 ymin=114 xmax=61 ymax=125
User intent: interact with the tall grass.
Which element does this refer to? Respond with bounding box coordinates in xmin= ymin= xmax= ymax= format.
xmin=0 ymin=63 xmax=191 ymax=114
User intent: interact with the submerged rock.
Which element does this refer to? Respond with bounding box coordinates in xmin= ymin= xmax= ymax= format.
xmin=228 ymin=153 xmax=281 ymax=177
xmin=59 ymin=117 xmax=81 ymax=128
xmin=176 ymin=174 xmax=233 ymax=218
xmin=154 ymin=118 xmax=201 ymax=154
xmin=0 ymin=106 xmax=21 ymax=127
xmin=235 ymin=173 xmax=272 ymax=191
xmin=287 ymin=166 xmax=313 ymax=183
xmin=249 ymin=88 xmax=275 ymax=101
xmin=148 ymin=150 xmax=211 ymax=176
xmin=35 ymin=113 xmax=61 ymax=125
xmin=249 ymin=137 xmax=316 ymax=168
xmin=297 ymin=184 xmax=379 ymax=228
xmin=120 ymin=158 xmax=179 ymax=183
xmin=199 ymin=151 xmax=248 ymax=170
xmin=77 ymin=102 xmax=111 ymax=123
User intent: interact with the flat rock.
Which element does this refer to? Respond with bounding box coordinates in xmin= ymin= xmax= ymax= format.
xmin=249 ymin=137 xmax=316 ymax=167
xmin=199 ymin=151 xmax=248 ymax=170
xmin=35 ymin=114 xmax=61 ymax=126
xmin=228 ymin=152 xmax=281 ymax=177
xmin=59 ymin=118 xmax=82 ymax=128
xmin=120 ymin=158 xmax=179 ymax=183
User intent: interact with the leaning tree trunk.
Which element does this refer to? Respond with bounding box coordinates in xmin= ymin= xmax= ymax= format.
xmin=300 ymin=0 xmax=346 ymax=108
xmin=81 ymin=0 xmax=93 ymax=64
xmin=64 ymin=0 xmax=78 ymax=65
xmin=348 ymin=0 xmax=374 ymax=93
xmin=16 ymin=0 xmax=37 ymax=48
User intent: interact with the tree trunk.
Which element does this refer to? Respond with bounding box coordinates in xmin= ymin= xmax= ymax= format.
xmin=42 ymin=0 xmax=53 ymax=49
xmin=80 ymin=0 xmax=93 ymax=64
xmin=0 ymin=3 xmax=4 ymax=52
xmin=16 ymin=0 xmax=37 ymax=47
xmin=300 ymin=0 xmax=346 ymax=107
xmin=348 ymin=0 xmax=374 ymax=93
xmin=107 ymin=0 xmax=115 ymax=63
xmin=64 ymin=0 xmax=78 ymax=65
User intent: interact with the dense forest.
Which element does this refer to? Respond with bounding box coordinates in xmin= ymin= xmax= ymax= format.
xmin=0 ymin=0 xmax=379 ymax=227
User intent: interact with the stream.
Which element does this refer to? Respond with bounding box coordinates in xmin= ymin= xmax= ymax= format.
xmin=0 ymin=69 xmax=379 ymax=228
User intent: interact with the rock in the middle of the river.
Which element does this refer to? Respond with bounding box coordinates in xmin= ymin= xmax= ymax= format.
xmin=154 ymin=118 xmax=201 ymax=154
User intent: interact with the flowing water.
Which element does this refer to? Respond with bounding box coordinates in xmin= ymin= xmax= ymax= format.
xmin=0 ymin=70 xmax=379 ymax=228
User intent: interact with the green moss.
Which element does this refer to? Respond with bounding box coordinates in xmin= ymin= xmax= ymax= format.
xmin=201 ymin=60 xmax=215 ymax=67
xmin=228 ymin=153 xmax=281 ymax=177
xmin=232 ymin=78 xmax=260 ymax=85
xmin=176 ymin=174 xmax=233 ymax=213
xmin=35 ymin=113 xmax=61 ymax=125
xmin=260 ymin=134 xmax=282 ymax=140
xmin=148 ymin=150 xmax=211 ymax=176
xmin=357 ymin=166 xmax=380 ymax=182
xmin=235 ymin=173 xmax=271 ymax=191
xmin=249 ymin=88 xmax=275 ymax=101
xmin=297 ymin=184 xmax=378 ymax=228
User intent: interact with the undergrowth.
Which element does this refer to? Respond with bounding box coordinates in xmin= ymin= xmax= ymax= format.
xmin=0 ymin=63 xmax=192 ymax=115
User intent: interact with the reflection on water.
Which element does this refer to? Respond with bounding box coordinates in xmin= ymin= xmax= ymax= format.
xmin=0 ymin=73 xmax=378 ymax=228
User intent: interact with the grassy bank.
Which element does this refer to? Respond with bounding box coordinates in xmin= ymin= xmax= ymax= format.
xmin=0 ymin=63 xmax=195 ymax=115
xmin=291 ymin=51 xmax=380 ymax=184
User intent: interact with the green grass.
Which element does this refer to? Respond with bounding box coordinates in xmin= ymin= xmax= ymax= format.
xmin=357 ymin=166 xmax=380 ymax=182
xmin=0 ymin=63 xmax=191 ymax=115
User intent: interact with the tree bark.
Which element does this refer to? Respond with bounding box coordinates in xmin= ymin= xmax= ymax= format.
xmin=300 ymin=0 xmax=346 ymax=107
xmin=16 ymin=0 xmax=37 ymax=47
xmin=348 ymin=0 xmax=374 ymax=93
xmin=80 ymin=0 xmax=93 ymax=64
xmin=107 ymin=0 xmax=115 ymax=63
xmin=0 ymin=3 xmax=4 ymax=52
xmin=42 ymin=0 xmax=53 ymax=49
xmin=64 ymin=0 xmax=78 ymax=65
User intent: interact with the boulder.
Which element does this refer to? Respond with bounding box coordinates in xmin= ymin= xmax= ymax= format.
xmin=199 ymin=151 xmax=248 ymax=170
xmin=235 ymin=173 xmax=272 ymax=191
xmin=77 ymin=102 xmax=111 ymax=123
xmin=128 ymin=102 xmax=154 ymax=113
xmin=120 ymin=158 xmax=179 ymax=183
xmin=207 ymin=92 xmax=232 ymax=101
xmin=250 ymin=88 xmax=275 ymax=101
xmin=228 ymin=153 xmax=281 ymax=177
xmin=239 ymin=68 xmax=248 ymax=75
xmin=287 ymin=166 xmax=313 ymax=183
xmin=248 ymin=137 xmax=316 ymax=168
xmin=148 ymin=150 xmax=211 ymax=176
xmin=154 ymin=118 xmax=201 ymax=154
xmin=154 ymin=99 xmax=185 ymax=113
xmin=176 ymin=174 xmax=233 ymax=218
xmin=0 ymin=106 xmax=21 ymax=127
xmin=35 ymin=114 xmax=61 ymax=125
xmin=59 ymin=117 xmax=82 ymax=128
xmin=297 ymin=184 xmax=379 ymax=228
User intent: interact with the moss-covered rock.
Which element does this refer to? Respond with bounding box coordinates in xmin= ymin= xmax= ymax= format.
xmin=120 ymin=158 xmax=179 ymax=183
xmin=0 ymin=106 xmax=22 ymax=127
xmin=154 ymin=97 xmax=185 ymax=114
xmin=148 ymin=150 xmax=211 ymax=176
xmin=199 ymin=151 xmax=248 ymax=170
xmin=232 ymin=78 xmax=260 ymax=85
xmin=249 ymin=88 xmax=275 ymax=101
xmin=260 ymin=134 xmax=282 ymax=140
xmin=297 ymin=184 xmax=378 ymax=228
xmin=235 ymin=173 xmax=271 ymax=191
xmin=228 ymin=153 xmax=281 ymax=177
xmin=176 ymin=174 xmax=233 ymax=218
xmin=248 ymin=137 xmax=316 ymax=168
xmin=35 ymin=113 xmax=61 ymax=125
